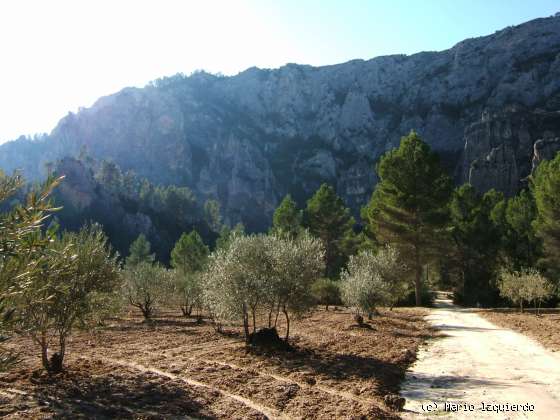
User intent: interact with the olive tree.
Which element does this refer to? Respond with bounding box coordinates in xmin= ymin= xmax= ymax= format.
xmin=202 ymin=233 xmax=324 ymax=343
xmin=0 ymin=173 xmax=64 ymax=371
xmin=123 ymin=262 xmax=173 ymax=320
xmin=523 ymin=270 xmax=554 ymax=314
xmin=202 ymin=235 xmax=274 ymax=343
xmin=340 ymin=246 xmax=406 ymax=324
xmin=170 ymin=231 xmax=208 ymax=318
xmin=371 ymin=245 xmax=408 ymax=309
xmin=268 ymin=233 xmax=324 ymax=341
xmin=171 ymin=270 xmax=203 ymax=318
xmin=15 ymin=224 xmax=121 ymax=372
xmin=497 ymin=269 xmax=526 ymax=312
xmin=499 ymin=268 xmax=554 ymax=314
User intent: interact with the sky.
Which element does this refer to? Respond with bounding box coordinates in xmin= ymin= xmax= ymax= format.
xmin=0 ymin=0 xmax=558 ymax=144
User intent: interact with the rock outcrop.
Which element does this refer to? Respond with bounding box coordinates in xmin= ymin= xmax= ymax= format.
xmin=1 ymin=14 xmax=559 ymax=228
xmin=462 ymin=107 xmax=560 ymax=194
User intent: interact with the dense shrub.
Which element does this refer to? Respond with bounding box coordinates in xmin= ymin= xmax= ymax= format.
xmin=398 ymin=284 xmax=435 ymax=307
xmin=311 ymin=278 xmax=341 ymax=310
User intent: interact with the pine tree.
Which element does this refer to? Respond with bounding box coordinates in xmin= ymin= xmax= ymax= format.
xmin=171 ymin=231 xmax=209 ymax=273
xmin=95 ymin=160 xmax=122 ymax=190
xmin=216 ymin=223 xmax=245 ymax=250
xmin=126 ymin=234 xmax=155 ymax=267
xmin=362 ymin=131 xmax=452 ymax=306
xmin=448 ymin=184 xmax=500 ymax=304
xmin=304 ymin=184 xmax=356 ymax=277
xmin=505 ymin=189 xmax=540 ymax=268
xmin=203 ymin=200 xmax=222 ymax=232
xmin=271 ymin=194 xmax=302 ymax=239
xmin=532 ymin=152 xmax=560 ymax=279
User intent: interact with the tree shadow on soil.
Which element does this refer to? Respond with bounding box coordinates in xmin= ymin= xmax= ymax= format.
xmin=29 ymin=366 xmax=217 ymax=419
xmin=392 ymin=331 xmax=434 ymax=340
xmin=435 ymin=324 xmax=502 ymax=333
xmin=104 ymin=317 xmax=203 ymax=332
xmin=246 ymin=343 xmax=406 ymax=394
xmin=148 ymin=318 xmax=205 ymax=328
xmin=381 ymin=312 xmax=427 ymax=324
xmin=402 ymin=372 xmax=510 ymax=401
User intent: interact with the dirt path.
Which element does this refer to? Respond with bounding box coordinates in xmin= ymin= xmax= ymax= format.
xmin=400 ymin=295 xmax=560 ymax=419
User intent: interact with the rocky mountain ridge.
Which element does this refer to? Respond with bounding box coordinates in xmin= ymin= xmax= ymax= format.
xmin=1 ymin=13 xmax=559 ymax=230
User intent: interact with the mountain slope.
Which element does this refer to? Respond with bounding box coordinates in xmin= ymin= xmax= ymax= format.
xmin=1 ymin=14 xmax=560 ymax=230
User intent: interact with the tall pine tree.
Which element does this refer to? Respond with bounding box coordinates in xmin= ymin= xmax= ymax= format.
xmin=532 ymin=152 xmax=560 ymax=280
xmin=448 ymin=184 xmax=500 ymax=305
xmin=505 ymin=189 xmax=540 ymax=268
xmin=304 ymin=184 xmax=356 ymax=278
xmin=362 ymin=131 xmax=452 ymax=305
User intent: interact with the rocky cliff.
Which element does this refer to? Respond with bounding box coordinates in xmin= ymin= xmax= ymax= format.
xmin=461 ymin=107 xmax=560 ymax=193
xmin=1 ymin=14 xmax=559 ymax=230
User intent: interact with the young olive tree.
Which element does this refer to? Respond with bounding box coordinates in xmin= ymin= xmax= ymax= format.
xmin=202 ymin=233 xmax=324 ymax=344
xmin=372 ymin=245 xmax=409 ymax=309
xmin=497 ymin=269 xmax=526 ymax=312
xmin=523 ymin=270 xmax=554 ymax=314
xmin=340 ymin=246 xmax=406 ymax=324
xmin=170 ymin=231 xmax=208 ymax=318
xmin=268 ymin=233 xmax=324 ymax=341
xmin=15 ymin=224 xmax=121 ymax=373
xmin=123 ymin=262 xmax=172 ymax=320
xmin=0 ymin=173 xmax=63 ymax=371
xmin=171 ymin=270 xmax=203 ymax=318
xmin=202 ymin=235 xmax=274 ymax=343
xmin=499 ymin=268 xmax=554 ymax=314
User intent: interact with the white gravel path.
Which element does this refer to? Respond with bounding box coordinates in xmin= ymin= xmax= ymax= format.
xmin=400 ymin=296 xmax=560 ymax=419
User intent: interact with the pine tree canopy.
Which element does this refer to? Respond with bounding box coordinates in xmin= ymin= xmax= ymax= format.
xmin=171 ymin=230 xmax=209 ymax=273
xmin=362 ymin=131 xmax=452 ymax=305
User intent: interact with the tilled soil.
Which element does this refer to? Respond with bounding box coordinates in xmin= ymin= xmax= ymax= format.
xmin=1 ymin=307 xmax=431 ymax=419
xmin=479 ymin=310 xmax=560 ymax=353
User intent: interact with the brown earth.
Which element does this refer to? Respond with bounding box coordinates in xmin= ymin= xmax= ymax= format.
xmin=479 ymin=309 xmax=560 ymax=353
xmin=0 ymin=307 xmax=432 ymax=419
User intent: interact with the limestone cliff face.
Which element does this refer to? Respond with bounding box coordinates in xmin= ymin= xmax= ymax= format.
xmin=462 ymin=107 xmax=560 ymax=195
xmin=532 ymin=137 xmax=560 ymax=172
xmin=1 ymin=14 xmax=559 ymax=228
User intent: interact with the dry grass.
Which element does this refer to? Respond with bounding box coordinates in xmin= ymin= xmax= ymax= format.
xmin=479 ymin=309 xmax=560 ymax=353
xmin=1 ymin=306 xmax=433 ymax=419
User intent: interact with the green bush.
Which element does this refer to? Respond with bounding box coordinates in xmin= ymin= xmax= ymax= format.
xmin=311 ymin=278 xmax=341 ymax=310
xmin=397 ymin=283 xmax=434 ymax=307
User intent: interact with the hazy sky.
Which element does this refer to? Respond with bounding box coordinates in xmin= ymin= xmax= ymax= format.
xmin=0 ymin=0 xmax=558 ymax=143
